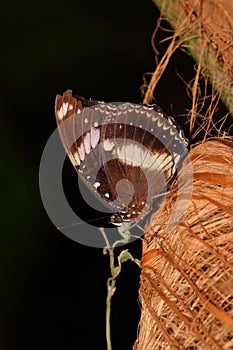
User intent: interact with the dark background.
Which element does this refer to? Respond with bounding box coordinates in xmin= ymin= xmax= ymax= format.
xmin=1 ymin=0 xmax=228 ymax=349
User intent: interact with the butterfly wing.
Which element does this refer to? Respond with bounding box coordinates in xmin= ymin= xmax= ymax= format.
xmin=55 ymin=90 xmax=188 ymax=226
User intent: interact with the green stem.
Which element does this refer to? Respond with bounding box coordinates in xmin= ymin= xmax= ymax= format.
xmin=106 ymin=291 xmax=112 ymax=350
xmin=99 ymin=227 xmax=140 ymax=350
xmin=99 ymin=228 xmax=115 ymax=350
xmin=106 ymin=276 xmax=116 ymax=350
xmin=106 ymin=250 xmax=115 ymax=350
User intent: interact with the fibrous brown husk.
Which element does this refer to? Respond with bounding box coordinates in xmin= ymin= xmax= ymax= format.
xmin=134 ymin=140 xmax=233 ymax=350
xmin=149 ymin=0 xmax=233 ymax=114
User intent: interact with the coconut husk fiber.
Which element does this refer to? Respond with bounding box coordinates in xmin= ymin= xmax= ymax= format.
xmin=133 ymin=139 xmax=233 ymax=350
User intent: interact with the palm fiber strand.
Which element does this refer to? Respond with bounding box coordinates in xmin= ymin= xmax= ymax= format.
xmin=134 ymin=140 xmax=233 ymax=350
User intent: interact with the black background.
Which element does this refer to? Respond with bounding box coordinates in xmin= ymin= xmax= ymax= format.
xmin=1 ymin=0 xmax=227 ymax=349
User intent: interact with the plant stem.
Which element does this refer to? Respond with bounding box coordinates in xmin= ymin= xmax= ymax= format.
xmin=99 ymin=228 xmax=115 ymax=350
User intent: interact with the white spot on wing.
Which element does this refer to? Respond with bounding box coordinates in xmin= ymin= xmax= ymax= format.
xmin=62 ymin=102 xmax=68 ymax=116
xmin=109 ymin=142 xmax=173 ymax=172
xmin=78 ymin=143 xmax=85 ymax=161
xmin=73 ymin=151 xmax=81 ymax=166
xmin=90 ymin=127 xmax=100 ymax=149
xmin=103 ymin=140 xmax=114 ymax=151
xmin=94 ymin=182 xmax=101 ymax=189
xmin=83 ymin=132 xmax=91 ymax=154
xmin=57 ymin=107 xmax=63 ymax=121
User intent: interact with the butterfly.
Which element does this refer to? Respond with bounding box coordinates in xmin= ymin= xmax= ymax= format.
xmin=55 ymin=90 xmax=188 ymax=228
